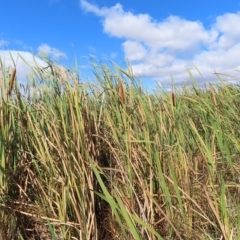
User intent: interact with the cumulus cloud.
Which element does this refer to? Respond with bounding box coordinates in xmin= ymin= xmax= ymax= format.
xmin=80 ymin=0 xmax=240 ymax=86
xmin=209 ymin=13 xmax=240 ymax=50
xmin=0 ymin=50 xmax=48 ymax=81
xmin=38 ymin=44 xmax=67 ymax=59
xmin=122 ymin=41 xmax=148 ymax=61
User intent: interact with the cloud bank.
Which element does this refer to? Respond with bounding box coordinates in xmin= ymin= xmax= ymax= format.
xmin=80 ymin=0 xmax=240 ymax=86
xmin=38 ymin=44 xmax=67 ymax=59
xmin=0 ymin=44 xmax=66 ymax=81
xmin=0 ymin=51 xmax=48 ymax=81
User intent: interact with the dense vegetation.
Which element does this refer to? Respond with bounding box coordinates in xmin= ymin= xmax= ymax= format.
xmin=0 ymin=58 xmax=240 ymax=239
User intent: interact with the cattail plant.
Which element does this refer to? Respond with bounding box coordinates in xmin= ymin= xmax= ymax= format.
xmin=0 ymin=58 xmax=239 ymax=239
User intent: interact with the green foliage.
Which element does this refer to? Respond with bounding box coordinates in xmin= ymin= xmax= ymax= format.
xmin=0 ymin=58 xmax=240 ymax=239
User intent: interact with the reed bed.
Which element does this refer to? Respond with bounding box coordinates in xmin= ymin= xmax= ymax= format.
xmin=0 ymin=58 xmax=240 ymax=240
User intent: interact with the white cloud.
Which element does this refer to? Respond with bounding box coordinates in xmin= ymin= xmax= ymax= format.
xmin=38 ymin=44 xmax=67 ymax=59
xmin=80 ymin=0 xmax=240 ymax=86
xmin=122 ymin=41 xmax=147 ymax=61
xmin=209 ymin=13 xmax=240 ymax=50
xmin=0 ymin=40 xmax=9 ymax=48
xmin=0 ymin=51 xmax=48 ymax=81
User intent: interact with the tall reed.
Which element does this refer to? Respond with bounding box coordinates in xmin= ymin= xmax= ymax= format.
xmin=0 ymin=57 xmax=239 ymax=239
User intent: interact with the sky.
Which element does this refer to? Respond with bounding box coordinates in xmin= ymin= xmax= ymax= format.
xmin=1 ymin=0 xmax=240 ymax=89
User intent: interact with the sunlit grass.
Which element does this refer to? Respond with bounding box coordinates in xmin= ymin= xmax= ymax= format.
xmin=0 ymin=57 xmax=240 ymax=239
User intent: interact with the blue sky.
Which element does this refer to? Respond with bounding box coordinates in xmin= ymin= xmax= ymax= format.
xmin=1 ymin=0 xmax=240 ymax=88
